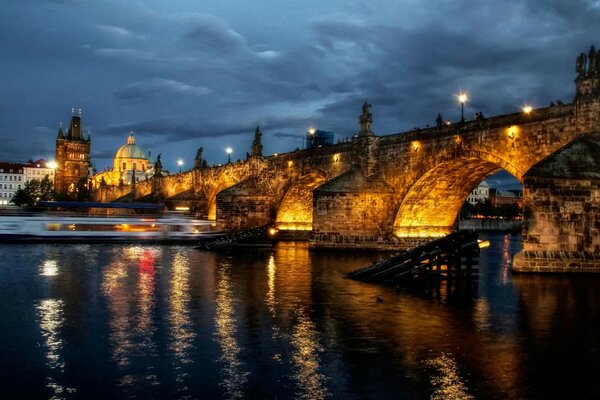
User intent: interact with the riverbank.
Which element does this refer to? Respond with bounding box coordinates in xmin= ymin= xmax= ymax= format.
xmin=459 ymin=218 xmax=521 ymax=232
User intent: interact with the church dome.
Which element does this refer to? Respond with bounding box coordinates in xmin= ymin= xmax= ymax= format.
xmin=115 ymin=133 xmax=148 ymax=160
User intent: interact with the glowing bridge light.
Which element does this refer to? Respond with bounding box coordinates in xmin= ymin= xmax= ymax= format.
xmin=457 ymin=92 xmax=468 ymax=123
xmin=478 ymin=239 xmax=491 ymax=249
xmin=411 ymin=141 xmax=420 ymax=152
xmin=47 ymin=160 xmax=58 ymax=169
xmin=308 ymin=127 xmax=316 ymax=135
xmin=522 ymin=104 xmax=533 ymax=114
xmin=507 ymin=125 xmax=519 ymax=139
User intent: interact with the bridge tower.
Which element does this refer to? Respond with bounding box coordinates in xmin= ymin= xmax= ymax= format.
xmin=55 ymin=111 xmax=90 ymax=195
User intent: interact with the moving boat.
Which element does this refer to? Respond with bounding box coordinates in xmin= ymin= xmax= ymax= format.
xmin=0 ymin=214 xmax=223 ymax=243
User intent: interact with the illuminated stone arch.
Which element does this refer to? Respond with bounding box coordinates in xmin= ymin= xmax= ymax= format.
xmin=275 ymin=173 xmax=328 ymax=230
xmin=205 ymin=169 xmax=248 ymax=220
xmin=393 ymin=155 xmax=520 ymax=238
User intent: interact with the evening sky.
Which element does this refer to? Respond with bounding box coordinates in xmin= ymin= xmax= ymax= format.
xmin=1 ymin=0 xmax=599 ymax=184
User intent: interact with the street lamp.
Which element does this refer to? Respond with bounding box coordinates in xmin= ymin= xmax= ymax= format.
xmin=225 ymin=147 xmax=233 ymax=163
xmin=457 ymin=92 xmax=468 ymax=123
xmin=47 ymin=160 xmax=58 ymax=169
xmin=522 ymin=104 xmax=533 ymax=114
xmin=177 ymin=159 xmax=184 ymax=173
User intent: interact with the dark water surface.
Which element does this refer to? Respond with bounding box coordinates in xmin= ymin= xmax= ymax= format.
xmin=1 ymin=233 xmax=599 ymax=399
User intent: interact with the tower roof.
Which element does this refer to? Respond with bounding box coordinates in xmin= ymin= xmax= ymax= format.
xmin=67 ymin=116 xmax=83 ymax=140
xmin=115 ymin=133 xmax=149 ymax=160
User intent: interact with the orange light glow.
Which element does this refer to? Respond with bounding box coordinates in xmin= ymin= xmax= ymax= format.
xmin=507 ymin=125 xmax=519 ymax=139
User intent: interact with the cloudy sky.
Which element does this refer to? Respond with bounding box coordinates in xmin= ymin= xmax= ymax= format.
xmin=1 ymin=0 xmax=599 ymax=177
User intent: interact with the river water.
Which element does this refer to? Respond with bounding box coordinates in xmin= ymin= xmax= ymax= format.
xmin=0 ymin=232 xmax=599 ymax=399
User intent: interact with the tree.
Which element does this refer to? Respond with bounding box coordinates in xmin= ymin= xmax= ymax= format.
xmin=10 ymin=189 xmax=35 ymax=207
xmin=39 ymin=175 xmax=55 ymax=201
xmin=9 ymin=176 xmax=55 ymax=208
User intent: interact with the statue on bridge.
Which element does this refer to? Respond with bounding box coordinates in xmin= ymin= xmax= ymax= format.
xmin=154 ymin=153 xmax=163 ymax=176
xmin=359 ymin=102 xmax=373 ymax=136
xmin=576 ymin=52 xmax=587 ymax=77
xmin=575 ymin=45 xmax=600 ymax=101
xmin=251 ymin=126 xmax=263 ymax=157
xmin=194 ymin=147 xmax=204 ymax=169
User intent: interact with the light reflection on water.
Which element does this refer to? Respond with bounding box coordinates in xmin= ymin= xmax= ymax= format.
xmin=291 ymin=310 xmax=330 ymax=400
xmin=425 ymin=353 xmax=473 ymax=400
xmin=214 ymin=260 xmax=249 ymax=399
xmin=169 ymin=251 xmax=195 ymax=397
xmin=36 ymin=298 xmax=76 ymax=399
xmin=0 ymin=233 xmax=598 ymax=399
xmin=39 ymin=260 xmax=59 ymax=277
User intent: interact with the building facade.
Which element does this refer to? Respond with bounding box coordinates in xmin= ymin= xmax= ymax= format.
xmin=0 ymin=162 xmax=24 ymax=205
xmin=24 ymin=159 xmax=55 ymax=185
xmin=92 ymin=133 xmax=153 ymax=188
xmin=466 ymin=180 xmax=490 ymax=204
xmin=55 ymin=115 xmax=91 ymax=194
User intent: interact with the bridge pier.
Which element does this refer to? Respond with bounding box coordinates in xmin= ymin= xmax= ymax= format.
xmin=309 ymin=169 xmax=397 ymax=249
xmin=514 ymin=135 xmax=600 ymax=272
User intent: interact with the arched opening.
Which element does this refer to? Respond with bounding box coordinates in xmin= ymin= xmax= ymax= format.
xmin=393 ymin=157 xmax=521 ymax=238
xmin=275 ymin=173 xmax=327 ymax=230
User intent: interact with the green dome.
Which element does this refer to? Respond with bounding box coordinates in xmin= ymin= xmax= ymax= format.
xmin=115 ymin=134 xmax=148 ymax=160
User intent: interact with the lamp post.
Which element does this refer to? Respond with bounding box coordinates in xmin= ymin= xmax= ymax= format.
xmin=458 ymin=92 xmax=468 ymax=123
xmin=225 ymin=147 xmax=233 ymax=164
xmin=177 ymin=159 xmax=184 ymax=173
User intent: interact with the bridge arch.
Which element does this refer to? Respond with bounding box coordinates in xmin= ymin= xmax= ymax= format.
xmin=275 ymin=173 xmax=328 ymax=230
xmin=393 ymin=156 xmax=518 ymax=238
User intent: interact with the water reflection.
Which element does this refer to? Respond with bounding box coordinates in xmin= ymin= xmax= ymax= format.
xmin=3 ymin=234 xmax=599 ymax=399
xmin=101 ymin=246 xmax=160 ymax=391
xmin=36 ymin=298 xmax=76 ymax=399
xmin=291 ymin=310 xmax=330 ymax=400
xmin=39 ymin=260 xmax=59 ymax=277
xmin=169 ymin=251 xmax=195 ymax=397
xmin=265 ymin=254 xmax=277 ymax=317
xmin=214 ymin=260 xmax=248 ymax=399
xmin=425 ymin=353 xmax=473 ymax=400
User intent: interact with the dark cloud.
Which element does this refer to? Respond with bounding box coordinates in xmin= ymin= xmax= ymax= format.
xmin=114 ymin=78 xmax=210 ymax=100
xmin=183 ymin=15 xmax=246 ymax=54
xmin=1 ymin=0 xmax=599 ymax=171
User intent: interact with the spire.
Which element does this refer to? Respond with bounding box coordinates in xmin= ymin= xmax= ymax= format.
xmin=67 ymin=115 xmax=83 ymax=140
xmin=56 ymin=121 xmax=64 ymax=139
xmin=127 ymin=131 xmax=136 ymax=144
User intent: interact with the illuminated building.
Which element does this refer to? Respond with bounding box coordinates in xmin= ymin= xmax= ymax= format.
xmin=466 ymin=180 xmax=490 ymax=204
xmin=92 ymin=133 xmax=153 ymax=187
xmin=24 ymin=159 xmax=56 ymax=185
xmin=55 ymin=115 xmax=91 ymax=194
xmin=0 ymin=162 xmax=24 ymax=205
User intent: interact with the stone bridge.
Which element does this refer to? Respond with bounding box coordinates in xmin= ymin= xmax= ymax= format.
xmin=95 ymin=48 xmax=600 ymax=271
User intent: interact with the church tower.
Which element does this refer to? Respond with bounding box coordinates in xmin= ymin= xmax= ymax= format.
xmin=55 ymin=113 xmax=91 ymax=194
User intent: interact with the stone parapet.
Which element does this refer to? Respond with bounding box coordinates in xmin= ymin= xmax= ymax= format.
xmin=513 ymin=250 xmax=600 ymax=273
